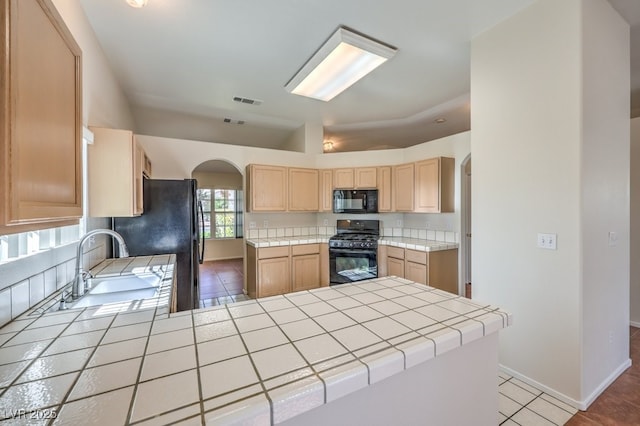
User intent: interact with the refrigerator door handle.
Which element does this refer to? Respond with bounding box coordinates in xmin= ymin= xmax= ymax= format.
xmin=198 ymin=199 xmax=205 ymax=264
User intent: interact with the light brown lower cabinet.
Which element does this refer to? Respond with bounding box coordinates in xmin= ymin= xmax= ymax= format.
xmin=387 ymin=256 xmax=405 ymax=277
xmin=380 ymin=246 xmax=459 ymax=295
xmin=291 ymin=244 xmax=320 ymax=292
xmin=247 ymin=245 xmax=290 ymax=298
xmin=247 ymin=243 xmax=328 ymax=298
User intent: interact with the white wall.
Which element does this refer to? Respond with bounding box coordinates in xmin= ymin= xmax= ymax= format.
xmin=471 ymin=0 xmax=629 ymax=408
xmin=580 ymin=0 xmax=630 ymax=401
xmin=141 ymin=132 xmax=470 ymax=237
xmin=632 ymin=117 xmax=640 ymax=325
xmin=53 ymin=0 xmax=134 ymax=130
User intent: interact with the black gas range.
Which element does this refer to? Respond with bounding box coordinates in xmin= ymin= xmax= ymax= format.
xmin=329 ymin=219 xmax=380 ymax=285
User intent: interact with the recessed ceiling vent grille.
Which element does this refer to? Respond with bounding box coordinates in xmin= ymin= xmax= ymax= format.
xmin=233 ymin=96 xmax=263 ymax=106
xmin=223 ymin=118 xmax=245 ymax=125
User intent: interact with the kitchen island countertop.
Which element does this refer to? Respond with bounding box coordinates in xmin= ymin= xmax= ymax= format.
xmin=0 ymin=275 xmax=509 ymax=425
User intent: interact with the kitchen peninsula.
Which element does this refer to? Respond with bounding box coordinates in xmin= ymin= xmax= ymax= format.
xmin=0 ymin=273 xmax=510 ymax=425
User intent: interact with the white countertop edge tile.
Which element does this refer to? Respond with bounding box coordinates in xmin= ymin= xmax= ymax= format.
xmin=269 ymin=376 xmax=325 ymax=424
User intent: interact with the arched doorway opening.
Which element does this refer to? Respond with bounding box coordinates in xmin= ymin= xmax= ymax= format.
xmin=192 ymin=159 xmax=248 ymax=307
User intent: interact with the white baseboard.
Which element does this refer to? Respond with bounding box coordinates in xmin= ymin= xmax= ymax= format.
xmin=203 ymin=256 xmax=243 ymax=262
xmin=499 ymin=358 xmax=631 ymax=411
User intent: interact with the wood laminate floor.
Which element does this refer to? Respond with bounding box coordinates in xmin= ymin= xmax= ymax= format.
xmin=564 ymin=326 xmax=640 ymax=425
xmin=199 ymin=258 xmax=249 ymax=308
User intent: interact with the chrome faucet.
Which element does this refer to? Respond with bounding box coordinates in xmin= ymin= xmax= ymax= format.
xmin=72 ymin=229 xmax=130 ymax=299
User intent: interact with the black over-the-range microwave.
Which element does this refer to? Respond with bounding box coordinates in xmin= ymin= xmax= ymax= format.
xmin=333 ymin=189 xmax=378 ymax=214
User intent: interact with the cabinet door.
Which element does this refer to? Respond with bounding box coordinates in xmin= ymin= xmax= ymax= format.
xmin=292 ymin=253 xmax=320 ymax=292
xmin=319 ymin=244 xmax=330 ymax=286
xmin=405 ymin=261 xmax=427 ymax=285
xmin=333 ymin=169 xmax=354 ymax=189
xmin=289 ymin=168 xmax=319 ymax=211
xmin=387 ymin=257 xmax=405 ymax=278
xmin=393 ymin=163 xmax=415 ymax=212
xmin=1 ymin=0 xmax=82 ymax=233
xmin=134 ymin=142 xmax=145 ymax=216
xmin=247 ymin=165 xmax=287 ymax=211
xmin=377 ymin=166 xmax=392 ymax=212
xmin=415 ymin=157 xmax=455 ymax=213
xmin=88 ymin=127 xmax=137 ymax=217
xmin=415 ymin=158 xmax=440 ymax=213
xmin=258 ymin=257 xmax=291 ymax=297
xmin=355 ymin=167 xmax=377 ymax=188
xmin=319 ymin=170 xmax=333 ymax=212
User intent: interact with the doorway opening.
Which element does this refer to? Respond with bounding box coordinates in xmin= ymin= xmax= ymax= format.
xmin=461 ymin=154 xmax=472 ymax=298
xmin=191 ymin=159 xmax=247 ymax=307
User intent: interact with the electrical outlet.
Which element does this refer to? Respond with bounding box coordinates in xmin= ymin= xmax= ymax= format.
xmin=537 ymin=233 xmax=557 ymax=250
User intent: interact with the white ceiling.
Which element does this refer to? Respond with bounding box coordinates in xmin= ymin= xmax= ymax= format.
xmin=79 ymin=0 xmax=640 ymax=153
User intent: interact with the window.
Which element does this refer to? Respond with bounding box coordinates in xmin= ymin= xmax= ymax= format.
xmin=0 ymin=224 xmax=81 ymax=264
xmin=197 ymin=189 xmax=243 ymax=239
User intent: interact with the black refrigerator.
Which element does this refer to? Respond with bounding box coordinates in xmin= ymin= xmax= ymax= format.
xmin=114 ymin=179 xmax=204 ymax=311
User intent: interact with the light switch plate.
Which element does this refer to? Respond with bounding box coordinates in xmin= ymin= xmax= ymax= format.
xmin=537 ymin=233 xmax=557 ymax=250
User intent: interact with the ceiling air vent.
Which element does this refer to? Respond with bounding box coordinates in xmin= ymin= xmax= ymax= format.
xmin=223 ymin=118 xmax=245 ymax=125
xmin=233 ymin=96 xmax=263 ymax=106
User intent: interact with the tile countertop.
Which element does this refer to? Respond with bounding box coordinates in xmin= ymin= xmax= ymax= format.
xmin=0 ymin=275 xmax=510 ymax=425
xmin=246 ymin=235 xmax=458 ymax=252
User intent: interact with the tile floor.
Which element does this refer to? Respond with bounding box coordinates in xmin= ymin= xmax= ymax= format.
xmin=199 ymin=259 xmax=250 ymax=308
xmin=498 ymin=372 xmax=577 ymax=425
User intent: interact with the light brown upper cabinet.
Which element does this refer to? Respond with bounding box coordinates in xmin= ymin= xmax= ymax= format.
xmin=288 ymin=168 xmax=319 ymax=211
xmin=355 ymin=167 xmax=377 ymax=188
xmin=414 ymin=157 xmax=455 ymax=213
xmin=333 ymin=168 xmax=355 ymax=189
xmin=0 ymin=0 xmax=83 ymax=234
xmin=333 ymin=167 xmax=377 ymax=189
xmin=319 ymin=169 xmax=333 ymax=212
xmin=246 ymin=164 xmax=288 ymax=212
xmin=393 ymin=163 xmax=415 ymax=212
xmin=377 ymin=166 xmax=392 ymax=212
xmin=89 ymin=128 xmax=151 ymax=217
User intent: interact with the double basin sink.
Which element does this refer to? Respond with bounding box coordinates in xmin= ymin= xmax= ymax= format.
xmin=61 ymin=273 xmax=163 ymax=310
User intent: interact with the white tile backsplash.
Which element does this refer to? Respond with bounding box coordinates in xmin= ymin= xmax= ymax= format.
xmin=29 ymin=274 xmax=45 ymax=308
xmin=0 ymin=288 xmax=11 ymax=326
xmin=10 ymin=281 xmax=29 ymax=320
xmin=44 ymin=267 xmax=57 ymax=297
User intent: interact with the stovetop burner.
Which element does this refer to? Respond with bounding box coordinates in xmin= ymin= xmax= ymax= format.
xmin=329 ymin=219 xmax=380 ymax=249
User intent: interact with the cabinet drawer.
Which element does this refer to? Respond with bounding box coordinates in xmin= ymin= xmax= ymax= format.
xmin=387 ymin=246 xmax=405 ymax=259
xmin=405 ymin=249 xmax=427 ymax=265
xmin=257 ymin=246 xmax=290 ymax=259
xmin=291 ymin=243 xmax=320 ymax=256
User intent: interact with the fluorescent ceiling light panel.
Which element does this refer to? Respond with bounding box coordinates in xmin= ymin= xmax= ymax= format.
xmin=285 ymin=27 xmax=396 ymax=102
